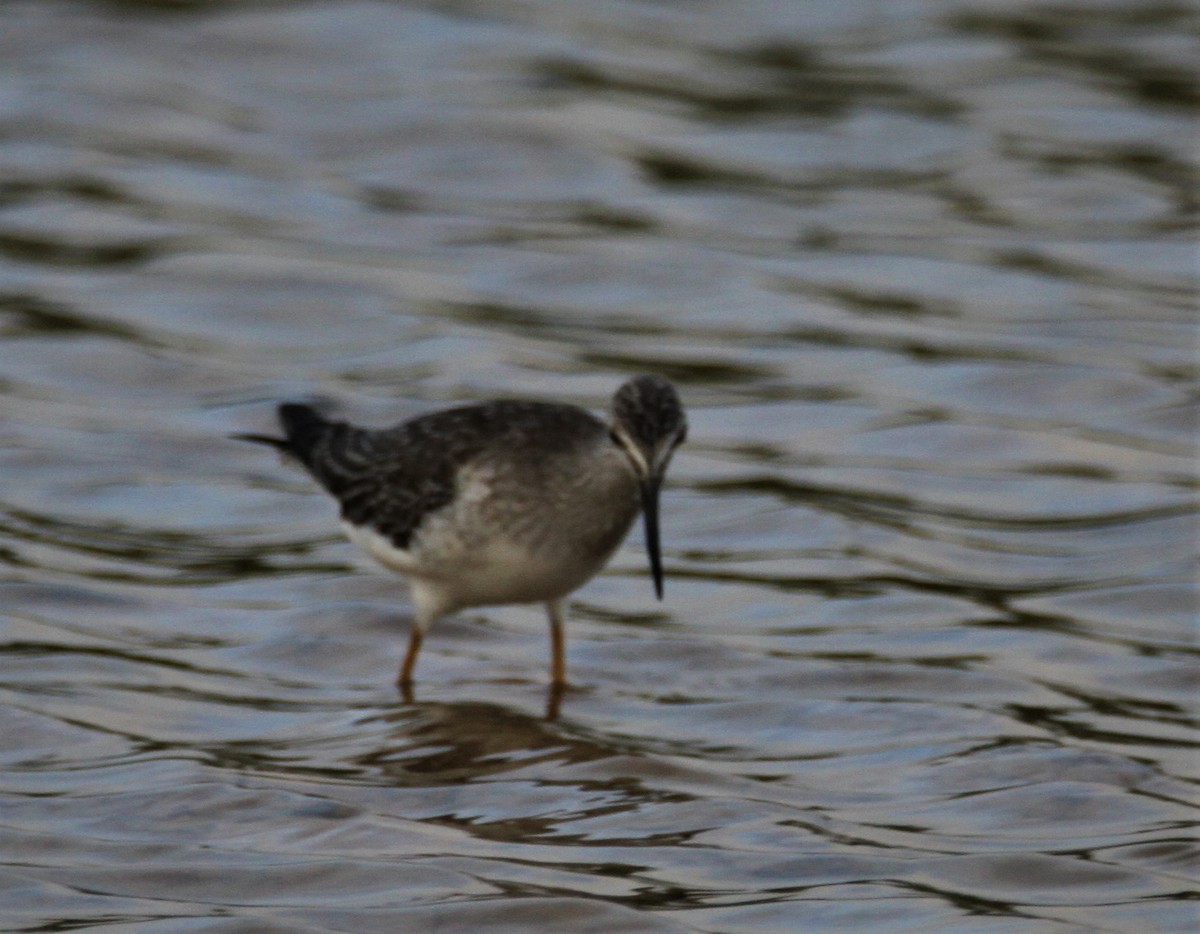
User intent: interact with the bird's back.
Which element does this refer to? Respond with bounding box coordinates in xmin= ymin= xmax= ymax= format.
xmin=275 ymin=399 xmax=625 ymax=556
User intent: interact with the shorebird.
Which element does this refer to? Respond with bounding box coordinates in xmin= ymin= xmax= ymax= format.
xmin=235 ymin=375 xmax=687 ymax=691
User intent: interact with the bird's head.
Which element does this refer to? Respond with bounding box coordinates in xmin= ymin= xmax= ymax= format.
xmin=609 ymin=375 xmax=687 ymax=599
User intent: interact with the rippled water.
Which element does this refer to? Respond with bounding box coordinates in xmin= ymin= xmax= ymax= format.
xmin=2 ymin=1 xmax=1197 ymax=931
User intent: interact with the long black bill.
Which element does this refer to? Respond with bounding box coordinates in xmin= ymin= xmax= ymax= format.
xmin=640 ymin=476 xmax=665 ymax=600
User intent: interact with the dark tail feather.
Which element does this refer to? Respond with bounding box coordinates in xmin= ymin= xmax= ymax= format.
xmin=231 ymin=403 xmax=331 ymax=457
xmin=230 ymin=431 xmax=290 ymax=450
xmin=277 ymin=403 xmax=331 ymax=458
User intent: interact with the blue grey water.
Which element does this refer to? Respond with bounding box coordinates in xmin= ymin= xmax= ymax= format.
xmin=1 ymin=1 xmax=1196 ymax=931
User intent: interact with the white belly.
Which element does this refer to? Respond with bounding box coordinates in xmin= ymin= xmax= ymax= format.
xmin=342 ymin=519 xmax=611 ymax=612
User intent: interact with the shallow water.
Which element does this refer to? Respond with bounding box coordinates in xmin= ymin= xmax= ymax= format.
xmin=1 ymin=0 xmax=1197 ymax=931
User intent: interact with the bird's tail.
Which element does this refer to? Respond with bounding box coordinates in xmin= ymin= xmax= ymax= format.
xmin=230 ymin=403 xmax=331 ymax=460
xmin=229 ymin=431 xmax=289 ymax=450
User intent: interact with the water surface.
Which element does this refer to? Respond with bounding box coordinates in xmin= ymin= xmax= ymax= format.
xmin=1 ymin=1 xmax=1196 ymax=931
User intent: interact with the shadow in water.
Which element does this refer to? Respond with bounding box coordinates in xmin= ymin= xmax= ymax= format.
xmin=398 ymin=678 xmax=570 ymax=723
xmin=354 ymin=696 xmax=613 ymax=787
xmin=345 ymin=695 xmax=700 ymax=848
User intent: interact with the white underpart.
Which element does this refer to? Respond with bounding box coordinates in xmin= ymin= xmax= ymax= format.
xmin=343 ymin=521 xmax=539 ymax=630
xmin=341 ymin=468 xmax=632 ymax=632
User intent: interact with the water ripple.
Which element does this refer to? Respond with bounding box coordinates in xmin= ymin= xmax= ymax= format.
xmin=1 ymin=1 xmax=1196 ymax=931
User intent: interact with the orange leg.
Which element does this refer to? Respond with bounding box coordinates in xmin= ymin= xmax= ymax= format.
xmin=398 ymin=627 xmax=423 ymax=690
xmin=547 ymin=600 xmax=566 ymax=687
